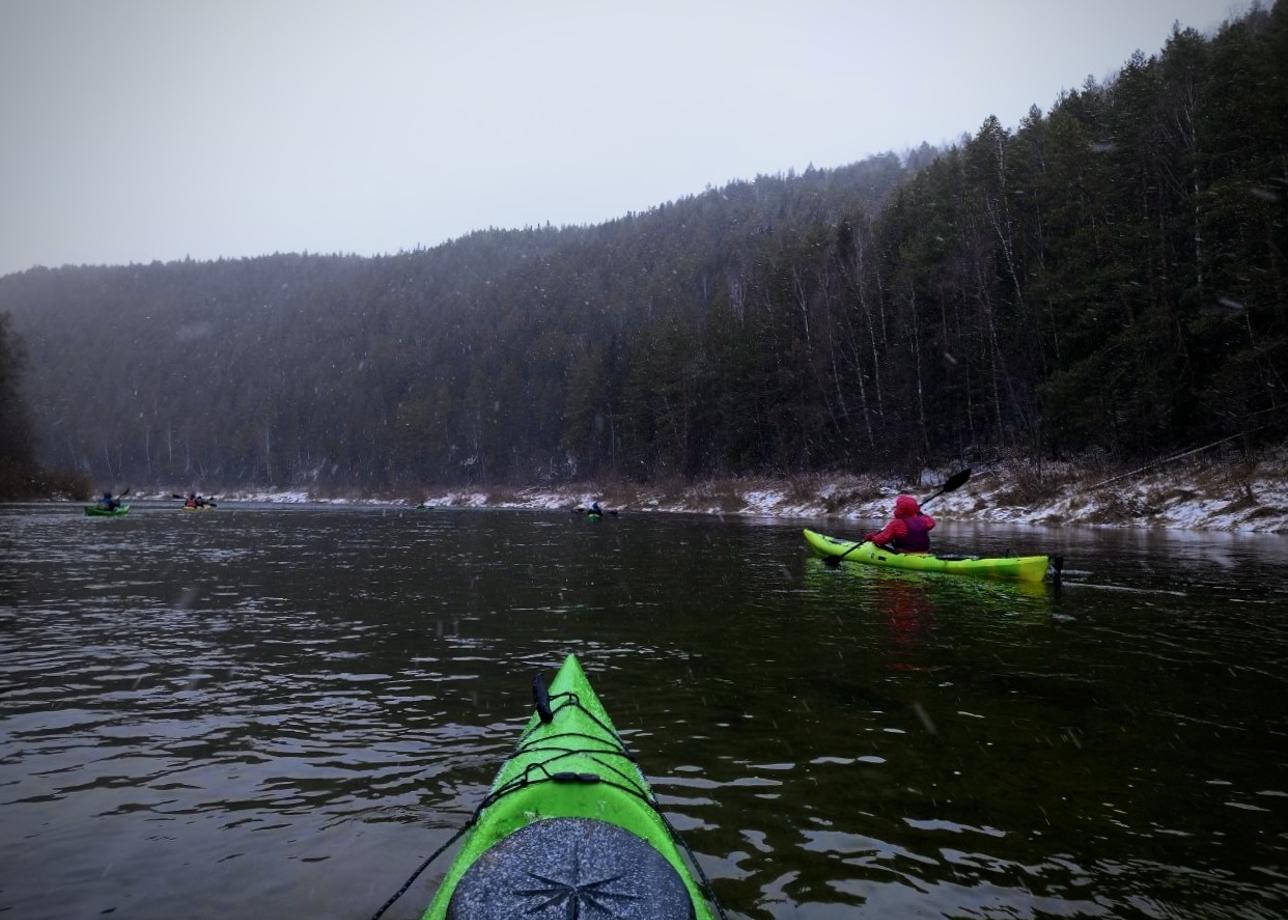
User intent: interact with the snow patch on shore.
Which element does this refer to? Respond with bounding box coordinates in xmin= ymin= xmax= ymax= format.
xmin=418 ymin=491 xmax=488 ymax=508
xmin=711 ymin=461 xmax=1288 ymax=533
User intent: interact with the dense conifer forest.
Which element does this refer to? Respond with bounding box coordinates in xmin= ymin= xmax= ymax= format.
xmin=2 ymin=4 xmax=1285 ymax=491
xmin=0 ymin=313 xmax=89 ymax=498
xmin=0 ymin=313 xmax=38 ymax=492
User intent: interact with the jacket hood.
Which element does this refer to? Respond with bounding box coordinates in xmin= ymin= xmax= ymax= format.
xmin=894 ymin=494 xmax=921 ymax=518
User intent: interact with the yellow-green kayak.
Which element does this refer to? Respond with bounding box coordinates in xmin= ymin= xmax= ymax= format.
xmin=804 ymin=528 xmax=1050 ymax=582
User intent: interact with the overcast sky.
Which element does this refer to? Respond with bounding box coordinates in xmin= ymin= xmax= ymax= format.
xmin=0 ymin=0 xmax=1240 ymax=278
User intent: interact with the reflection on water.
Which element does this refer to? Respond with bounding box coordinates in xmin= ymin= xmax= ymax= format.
xmin=1 ymin=503 xmax=1286 ymax=919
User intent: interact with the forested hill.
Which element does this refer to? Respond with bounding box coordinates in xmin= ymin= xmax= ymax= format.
xmin=1 ymin=155 xmax=914 ymax=487
xmin=4 ymin=4 xmax=1288 ymax=491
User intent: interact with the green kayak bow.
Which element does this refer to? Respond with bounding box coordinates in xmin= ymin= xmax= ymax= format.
xmin=408 ymin=654 xmax=722 ymax=920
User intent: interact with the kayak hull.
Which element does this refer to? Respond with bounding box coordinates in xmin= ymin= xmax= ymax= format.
xmin=84 ymin=504 xmax=130 ymax=517
xmin=803 ymin=528 xmax=1049 ymax=583
xmin=421 ymin=654 xmax=714 ymax=920
xmin=180 ymin=505 xmax=214 ymax=512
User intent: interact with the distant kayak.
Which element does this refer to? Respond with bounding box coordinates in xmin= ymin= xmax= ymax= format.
xmin=804 ymin=528 xmax=1050 ymax=582
xmin=419 ymin=653 xmax=719 ymax=920
xmin=84 ymin=504 xmax=130 ymax=517
xmin=180 ymin=505 xmax=214 ymax=512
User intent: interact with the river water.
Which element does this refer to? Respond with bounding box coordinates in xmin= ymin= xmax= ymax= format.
xmin=1 ymin=503 xmax=1285 ymax=919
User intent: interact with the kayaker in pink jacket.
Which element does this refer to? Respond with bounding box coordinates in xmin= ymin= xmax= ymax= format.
xmin=865 ymin=494 xmax=935 ymax=553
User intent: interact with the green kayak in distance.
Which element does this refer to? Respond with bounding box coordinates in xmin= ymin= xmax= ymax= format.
xmin=420 ymin=654 xmax=719 ymax=920
xmin=84 ymin=504 xmax=131 ymax=517
xmin=804 ymin=527 xmax=1050 ymax=583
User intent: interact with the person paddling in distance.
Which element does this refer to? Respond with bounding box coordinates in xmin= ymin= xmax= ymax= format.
xmin=826 ymin=469 xmax=967 ymax=567
xmin=588 ymin=500 xmax=603 ymax=515
xmin=96 ymin=491 xmax=121 ymax=512
xmin=865 ymin=494 xmax=935 ymax=554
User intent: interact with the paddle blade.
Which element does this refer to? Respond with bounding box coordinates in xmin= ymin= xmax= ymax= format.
xmin=920 ymin=468 xmax=971 ymax=506
xmin=942 ymin=468 xmax=971 ymax=493
xmin=532 ymin=672 xmax=553 ymax=723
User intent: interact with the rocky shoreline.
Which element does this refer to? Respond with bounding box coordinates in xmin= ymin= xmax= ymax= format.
xmin=410 ymin=457 xmax=1288 ymax=534
xmin=121 ymin=450 xmax=1288 ymax=535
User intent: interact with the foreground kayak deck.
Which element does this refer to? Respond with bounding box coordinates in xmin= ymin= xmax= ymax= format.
xmin=84 ymin=504 xmax=130 ymax=516
xmin=421 ymin=653 xmax=717 ymax=920
xmin=804 ymin=528 xmax=1050 ymax=583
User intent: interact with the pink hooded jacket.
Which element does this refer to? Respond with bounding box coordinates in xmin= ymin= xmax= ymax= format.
xmin=865 ymin=495 xmax=935 ymax=553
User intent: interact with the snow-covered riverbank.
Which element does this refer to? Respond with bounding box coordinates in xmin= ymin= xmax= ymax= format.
xmin=139 ymin=450 xmax=1288 ymax=534
xmin=412 ymin=459 xmax=1288 ymax=534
